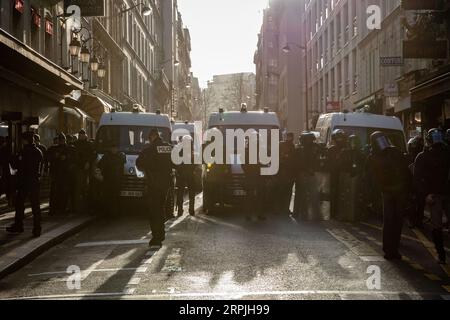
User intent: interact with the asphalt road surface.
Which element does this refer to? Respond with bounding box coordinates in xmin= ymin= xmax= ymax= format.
xmin=0 ymin=194 xmax=449 ymax=300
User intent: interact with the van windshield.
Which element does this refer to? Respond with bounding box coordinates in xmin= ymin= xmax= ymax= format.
xmin=96 ymin=125 xmax=171 ymax=154
xmin=335 ymin=126 xmax=406 ymax=152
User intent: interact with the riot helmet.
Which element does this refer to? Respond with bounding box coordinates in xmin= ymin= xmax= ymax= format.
xmin=348 ymin=135 xmax=362 ymax=151
xmin=370 ymin=131 xmax=394 ymax=153
xmin=299 ymin=131 xmax=316 ymax=147
xmin=407 ymin=136 xmax=424 ymax=156
xmin=331 ymin=129 xmax=347 ymax=148
xmin=426 ymin=128 xmax=445 ymax=147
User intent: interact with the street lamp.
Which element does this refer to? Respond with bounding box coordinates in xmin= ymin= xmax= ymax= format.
xmin=97 ymin=62 xmax=106 ymax=78
xmin=90 ymin=55 xmax=99 ymax=72
xmin=120 ymin=2 xmax=152 ymax=16
xmin=69 ymin=35 xmax=81 ymax=57
xmin=282 ymin=41 xmax=309 ymax=130
xmin=79 ymin=45 xmax=90 ymax=63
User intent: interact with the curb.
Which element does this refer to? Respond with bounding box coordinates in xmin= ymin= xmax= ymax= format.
xmin=0 ymin=216 xmax=95 ymax=280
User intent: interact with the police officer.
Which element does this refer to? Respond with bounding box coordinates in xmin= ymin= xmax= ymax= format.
xmin=98 ymin=142 xmax=125 ymax=216
xmin=328 ymin=129 xmax=348 ymax=218
xmin=52 ymin=133 xmax=76 ymax=215
xmin=46 ymin=136 xmax=59 ymax=216
xmin=33 ymin=134 xmax=47 ymax=176
xmin=406 ymin=136 xmax=425 ymax=228
xmin=74 ymin=129 xmax=95 ymax=214
xmin=414 ymin=129 xmax=450 ymax=264
xmin=293 ymin=132 xmax=318 ymax=217
xmin=136 ymin=129 xmax=173 ymax=247
xmin=365 ymin=132 xmax=411 ymax=260
xmin=6 ymin=132 xmax=43 ymax=237
xmin=175 ymin=135 xmax=196 ymax=217
xmin=277 ymin=132 xmax=296 ymax=215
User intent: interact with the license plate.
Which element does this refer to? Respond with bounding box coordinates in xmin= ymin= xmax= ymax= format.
xmin=120 ymin=191 xmax=143 ymax=197
xmin=233 ymin=190 xmax=247 ymax=196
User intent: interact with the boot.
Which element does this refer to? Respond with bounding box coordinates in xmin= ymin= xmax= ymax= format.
xmin=432 ymin=229 xmax=446 ymax=264
xmin=32 ymin=226 xmax=41 ymax=238
xmin=6 ymin=224 xmax=24 ymax=234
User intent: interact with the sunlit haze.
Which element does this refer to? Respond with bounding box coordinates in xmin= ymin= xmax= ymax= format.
xmin=177 ymin=0 xmax=267 ymax=87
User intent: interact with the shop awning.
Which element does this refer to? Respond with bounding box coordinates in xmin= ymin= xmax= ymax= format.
xmin=410 ymin=71 xmax=450 ymax=103
xmin=79 ymin=93 xmax=113 ymax=122
xmin=0 ymin=29 xmax=83 ymax=96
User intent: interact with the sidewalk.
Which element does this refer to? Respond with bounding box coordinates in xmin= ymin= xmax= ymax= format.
xmin=0 ymin=204 xmax=95 ymax=279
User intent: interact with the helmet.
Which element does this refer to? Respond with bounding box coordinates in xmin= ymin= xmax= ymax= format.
xmin=407 ymin=136 xmax=424 ymax=156
xmin=299 ymin=131 xmax=316 ymax=147
xmin=348 ymin=135 xmax=362 ymax=151
xmin=370 ymin=131 xmax=394 ymax=153
xmin=331 ymin=129 xmax=347 ymax=147
xmin=426 ymin=128 xmax=445 ymax=147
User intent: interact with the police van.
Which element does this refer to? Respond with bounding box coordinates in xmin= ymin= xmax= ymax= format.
xmin=203 ymin=107 xmax=280 ymax=212
xmin=315 ymin=111 xmax=407 ymax=151
xmin=93 ymin=109 xmax=175 ymax=214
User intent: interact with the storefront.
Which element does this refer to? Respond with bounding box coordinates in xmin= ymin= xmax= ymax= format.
xmin=0 ymin=28 xmax=83 ymax=150
xmin=410 ymin=66 xmax=450 ymax=133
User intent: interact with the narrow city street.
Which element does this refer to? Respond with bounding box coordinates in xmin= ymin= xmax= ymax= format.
xmin=0 ymin=194 xmax=449 ymax=300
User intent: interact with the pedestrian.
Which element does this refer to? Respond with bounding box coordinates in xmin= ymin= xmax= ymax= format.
xmin=98 ymin=142 xmax=125 ymax=216
xmin=327 ymin=129 xmax=348 ymax=219
xmin=277 ymin=132 xmax=296 ymax=215
xmin=73 ymin=129 xmax=95 ymax=214
xmin=414 ymin=129 xmax=450 ymax=264
xmin=175 ymin=135 xmax=196 ymax=217
xmin=6 ymin=132 xmax=43 ymax=237
xmin=136 ymin=129 xmax=173 ymax=248
xmin=365 ymin=131 xmax=411 ymax=260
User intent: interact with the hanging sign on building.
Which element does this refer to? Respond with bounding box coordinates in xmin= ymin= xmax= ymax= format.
xmin=401 ymin=0 xmax=444 ymax=11
xmin=380 ymin=56 xmax=403 ymax=67
xmin=31 ymin=9 xmax=41 ymax=28
xmin=403 ymin=40 xmax=448 ymax=59
xmin=64 ymin=0 xmax=105 ymax=17
xmin=45 ymin=19 xmax=53 ymax=35
xmin=384 ymin=83 xmax=399 ymax=97
xmin=326 ymin=101 xmax=340 ymax=112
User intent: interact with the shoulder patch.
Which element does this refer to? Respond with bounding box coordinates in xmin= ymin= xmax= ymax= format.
xmin=157 ymin=146 xmax=172 ymax=154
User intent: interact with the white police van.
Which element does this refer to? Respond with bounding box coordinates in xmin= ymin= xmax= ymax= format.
xmin=93 ymin=109 xmax=175 ymax=214
xmin=315 ymin=111 xmax=407 ymax=151
xmin=203 ymin=107 xmax=280 ymax=212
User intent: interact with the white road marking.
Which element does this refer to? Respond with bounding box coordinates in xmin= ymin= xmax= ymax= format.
xmin=127 ymin=277 xmax=141 ymax=285
xmin=75 ymin=240 xmax=149 ymax=247
xmin=5 ymin=289 xmax=446 ymax=300
xmin=28 ymin=267 xmax=143 ymax=277
xmin=360 ymin=256 xmax=386 ymax=262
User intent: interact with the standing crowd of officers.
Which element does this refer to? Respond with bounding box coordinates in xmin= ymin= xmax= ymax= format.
xmin=3 ymin=130 xmax=95 ymax=237
xmin=277 ymin=128 xmax=449 ymax=264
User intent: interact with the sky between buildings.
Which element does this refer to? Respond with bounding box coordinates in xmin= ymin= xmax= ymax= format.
xmin=177 ymin=0 xmax=268 ymax=88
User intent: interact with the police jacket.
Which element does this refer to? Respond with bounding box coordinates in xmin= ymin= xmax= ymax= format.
xmin=296 ymin=144 xmax=321 ymax=176
xmin=74 ymin=139 xmax=95 ymax=170
xmin=12 ymin=144 xmax=43 ymax=187
xmin=98 ymin=151 xmax=126 ymax=184
xmin=365 ymin=147 xmax=411 ymax=195
xmin=136 ymin=137 xmax=173 ymax=186
xmin=414 ymin=144 xmax=450 ymax=195
xmin=48 ymin=144 xmax=77 ymax=177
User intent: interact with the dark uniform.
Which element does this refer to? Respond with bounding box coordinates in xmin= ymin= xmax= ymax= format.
xmin=6 ymin=132 xmax=43 ymax=237
xmin=136 ymin=130 xmax=173 ymax=247
xmin=327 ymin=129 xmax=348 ymax=219
xmin=50 ymin=133 xmax=77 ymax=215
xmin=365 ymin=132 xmax=411 ymax=260
xmin=414 ymin=129 xmax=450 ymax=264
xmin=73 ymin=130 xmax=95 ymax=214
xmin=46 ymin=137 xmax=59 ymax=216
xmin=175 ymin=136 xmax=197 ymax=217
xmin=98 ymin=146 xmax=125 ymax=216
xmin=277 ymin=133 xmax=296 ymax=214
xmin=407 ymin=136 xmax=425 ymax=228
xmin=0 ymin=136 xmax=13 ymax=206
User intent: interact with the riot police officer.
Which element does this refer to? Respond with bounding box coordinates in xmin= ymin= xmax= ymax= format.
xmin=74 ymin=129 xmax=95 ymax=214
xmin=6 ymin=132 xmax=43 ymax=237
xmin=414 ymin=129 xmax=450 ymax=264
xmin=328 ymin=129 xmax=348 ymax=218
xmin=365 ymin=132 xmax=411 ymax=260
xmin=136 ymin=129 xmax=173 ymax=248
xmin=406 ymin=136 xmax=425 ymax=228
xmin=175 ymin=135 xmax=196 ymax=217
xmin=293 ymin=132 xmax=318 ymax=218
xmin=277 ymin=132 xmax=296 ymax=215
xmin=407 ymin=136 xmax=424 ymax=166
xmin=98 ymin=142 xmax=125 ymax=216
